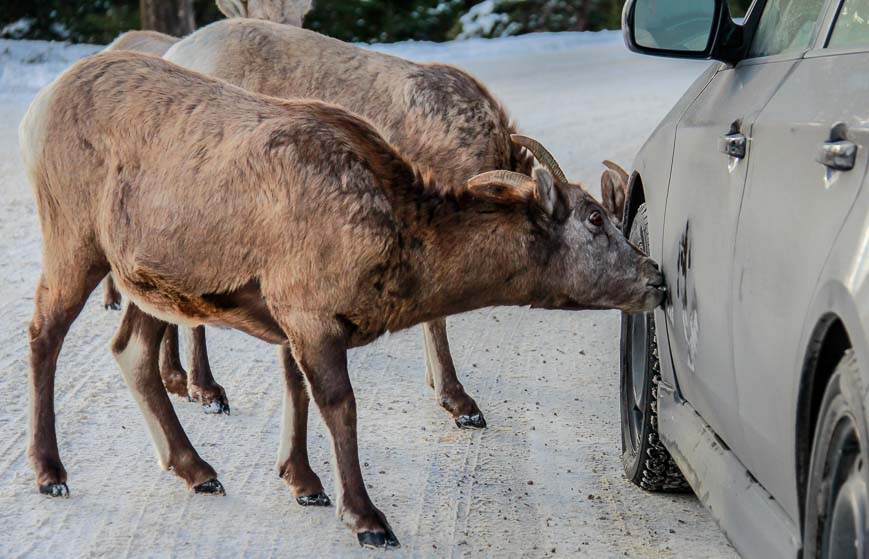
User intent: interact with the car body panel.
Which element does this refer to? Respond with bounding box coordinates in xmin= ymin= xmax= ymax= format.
xmin=804 ymin=175 xmax=869 ymax=432
xmin=625 ymin=0 xmax=869 ymax=554
xmin=731 ymin=48 xmax=869 ymax=521
xmin=629 ymin=61 xmax=723 ymax=261
xmin=657 ymin=380 xmax=802 ymax=559
xmin=628 ymin=61 xmax=721 ymax=392
xmin=626 ymin=0 xmax=869 ymax=557
xmin=660 ymin=59 xmax=798 ymax=457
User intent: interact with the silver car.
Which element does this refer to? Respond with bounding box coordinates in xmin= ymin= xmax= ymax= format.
xmin=619 ymin=0 xmax=869 ymax=557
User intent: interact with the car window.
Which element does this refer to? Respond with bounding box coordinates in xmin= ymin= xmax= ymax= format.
xmin=828 ymin=0 xmax=869 ymax=48
xmin=748 ymin=0 xmax=827 ymax=57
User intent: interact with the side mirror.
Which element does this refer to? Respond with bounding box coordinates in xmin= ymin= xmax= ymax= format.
xmin=622 ymin=0 xmax=743 ymax=63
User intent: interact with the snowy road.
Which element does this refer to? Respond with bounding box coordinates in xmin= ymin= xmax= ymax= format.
xmin=0 ymin=33 xmax=737 ymax=557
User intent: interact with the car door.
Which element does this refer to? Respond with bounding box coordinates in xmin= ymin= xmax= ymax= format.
xmin=732 ymin=0 xmax=869 ymax=521
xmin=663 ymin=0 xmax=829 ymax=456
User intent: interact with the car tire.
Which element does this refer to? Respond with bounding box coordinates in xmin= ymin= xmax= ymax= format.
xmin=804 ymin=350 xmax=869 ymax=559
xmin=619 ymin=204 xmax=689 ymax=492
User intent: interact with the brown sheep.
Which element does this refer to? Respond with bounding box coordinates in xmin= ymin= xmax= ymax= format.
xmin=150 ymin=17 xmax=545 ymax=427
xmin=21 ymin=52 xmax=664 ymax=547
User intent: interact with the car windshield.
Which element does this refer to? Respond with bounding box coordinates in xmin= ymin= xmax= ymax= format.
xmin=749 ymin=0 xmax=827 ymax=57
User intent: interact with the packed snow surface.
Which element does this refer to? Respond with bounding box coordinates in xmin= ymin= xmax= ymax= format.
xmin=0 ymin=31 xmax=735 ymax=557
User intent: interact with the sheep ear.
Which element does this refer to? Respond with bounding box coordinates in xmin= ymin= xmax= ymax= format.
xmin=532 ymin=167 xmax=573 ymax=222
xmin=216 ymin=0 xmax=249 ymax=18
xmin=532 ymin=168 xmax=556 ymax=216
xmin=601 ymin=168 xmax=627 ymax=228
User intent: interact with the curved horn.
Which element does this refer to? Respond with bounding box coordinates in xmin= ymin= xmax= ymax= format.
xmin=467 ymin=170 xmax=536 ymax=195
xmin=510 ymin=134 xmax=569 ymax=184
xmin=602 ymin=160 xmax=629 ymax=183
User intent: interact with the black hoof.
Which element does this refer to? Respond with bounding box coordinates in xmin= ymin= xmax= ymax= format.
xmin=455 ymin=413 xmax=487 ymax=430
xmin=357 ymin=528 xmax=400 ymax=549
xmin=39 ymin=482 xmax=69 ymax=498
xmin=104 ymin=302 xmax=122 ymax=311
xmin=296 ymin=492 xmax=331 ymax=507
xmin=193 ymin=479 xmax=225 ymax=496
xmin=202 ymin=397 xmax=230 ymax=416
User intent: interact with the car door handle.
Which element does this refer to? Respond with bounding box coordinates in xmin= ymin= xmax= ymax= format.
xmin=719 ymin=133 xmax=746 ymax=159
xmin=817 ymin=140 xmax=857 ymax=171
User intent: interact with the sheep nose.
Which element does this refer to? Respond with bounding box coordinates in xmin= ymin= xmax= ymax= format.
xmin=646 ymin=264 xmax=665 ymax=288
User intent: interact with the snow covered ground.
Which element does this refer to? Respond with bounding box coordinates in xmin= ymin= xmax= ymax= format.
xmin=0 ymin=32 xmax=736 ymax=557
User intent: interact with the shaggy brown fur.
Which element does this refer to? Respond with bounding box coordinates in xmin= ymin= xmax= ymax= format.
xmin=166 ymin=19 xmax=535 ymax=193
xmin=21 ymin=52 xmax=663 ymax=546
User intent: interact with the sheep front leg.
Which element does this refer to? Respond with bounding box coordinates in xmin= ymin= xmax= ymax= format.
xmin=288 ymin=320 xmax=399 ymax=548
xmin=276 ymin=345 xmax=329 ymax=506
xmin=423 ymin=318 xmax=486 ymax=429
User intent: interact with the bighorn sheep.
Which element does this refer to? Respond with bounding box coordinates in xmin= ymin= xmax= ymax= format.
xmin=21 ymin=52 xmax=664 ymax=547
xmin=145 ymin=17 xmax=551 ymax=426
xmin=101 ymin=1 xmax=315 ymax=415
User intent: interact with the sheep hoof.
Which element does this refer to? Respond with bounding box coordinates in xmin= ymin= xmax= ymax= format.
xmin=201 ymin=397 xmax=231 ymax=416
xmin=104 ymin=301 xmax=122 ymax=311
xmin=193 ymin=479 xmax=225 ymax=496
xmin=39 ymin=482 xmax=69 ymax=498
xmin=189 ymin=383 xmax=230 ymax=415
xmin=357 ymin=529 xmax=400 ymax=549
xmin=455 ymin=413 xmax=487 ymax=430
xmin=296 ymin=492 xmax=331 ymax=507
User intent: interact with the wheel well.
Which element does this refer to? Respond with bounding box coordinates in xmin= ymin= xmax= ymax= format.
xmin=795 ymin=314 xmax=851 ymax=529
xmin=623 ymin=173 xmax=646 ymax=235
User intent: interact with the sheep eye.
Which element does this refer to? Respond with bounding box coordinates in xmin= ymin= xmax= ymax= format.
xmin=588 ymin=211 xmax=604 ymax=227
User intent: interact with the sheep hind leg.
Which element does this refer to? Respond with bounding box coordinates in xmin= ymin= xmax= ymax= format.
xmin=112 ymin=303 xmax=222 ymax=494
xmin=102 ymin=274 xmax=122 ymax=311
xmin=423 ymin=318 xmax=486 ymax=429
xmin=184 ymin=326 xmax=229 ymax=415
xmin=29 ymin=262 xmax=107 ymax=497
xmin=158 ymin=324 xmax=189 ymax=399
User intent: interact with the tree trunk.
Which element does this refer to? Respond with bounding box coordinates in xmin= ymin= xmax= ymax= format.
xmin=573 ymin=0 xmax=596 ymax=32
xmin=140 ymin=0 xmax=195 ymax=37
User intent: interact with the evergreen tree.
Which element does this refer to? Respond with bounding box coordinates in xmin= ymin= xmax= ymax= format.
xmin=0 ymin=0 xmax=762 ymax=45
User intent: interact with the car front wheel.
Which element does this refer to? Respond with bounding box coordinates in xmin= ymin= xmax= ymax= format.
xmin=804 ymin=350 xmax=869 ymax=559
xmin=619 ymin=204 xmax=689 ymax=492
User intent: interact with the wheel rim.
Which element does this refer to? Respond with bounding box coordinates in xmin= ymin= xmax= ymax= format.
xmin=821 ymin=417 xmax=868 ymax=559
xmin=625 ymin=311 xmax=650 ymax=450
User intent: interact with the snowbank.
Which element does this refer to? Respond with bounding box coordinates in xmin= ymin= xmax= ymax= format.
xmin=0 ymin=30 xmax=621 ymax=95
xmin=368 ymin=30 xmax=620 ymax=63
xmin=0 ymin=39 xmax=99 ymax=94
